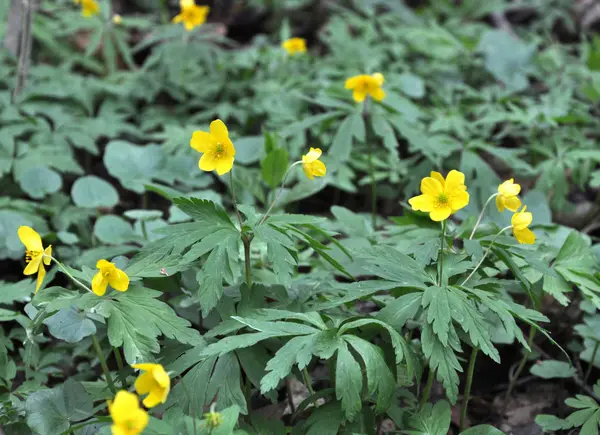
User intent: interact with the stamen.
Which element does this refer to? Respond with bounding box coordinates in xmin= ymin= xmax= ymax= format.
xmin=435 ymin=193 xmax=449 ymax=209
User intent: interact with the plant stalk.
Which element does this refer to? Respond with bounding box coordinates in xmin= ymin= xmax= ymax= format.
xmin=504 ymin=326 xmax=536 ymax=407
xmin=242 ymin=236 xmax=252 ymax=289
xmin=438 ymin=220 xmax=446 ymax=286
xmin=258 ymin=161 xmax=301 ymax=226
xmin=460 ymin=347 xmax=479 ymax=432
xmin=461 ymin=226 xmax=511 ymax=286
xmin=363 ymin=98 xmax=377 ymax=229
xmin=469 ymin=193 xmax=499 ymax=239
xmin=113 ymin=346 xmax=127 ymax=388
xmin=50 ymin=257 xmax=93 ymax=293
xmin=585 ymin=341 xmax=600 ymax=384
xmin=91 ymin=335 xmax=117 ymax=395
xmin=418 ymin=367 xmax=435 ymax=411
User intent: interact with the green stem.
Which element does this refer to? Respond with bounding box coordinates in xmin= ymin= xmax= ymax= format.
xmin=460 ymin=347 xmax=479 ymax=432
xmin=438 ymin=221 xmax=446 ymax=286
xmin=301 ymin=367 xmax=318 ymax=408
xmin=50 ymin=257 xmax=93 ymax=293
xmin=461 ymin=226 xmax=511 ymax=286
xmin=418 ymin=367 xmax=435 ymax=411
xmin=91 ymin=335 xmax=117 ymax=395
xmin=229 ymin=170 xmax=244 ymax=230
xmin=363 ymin=98 xmax=377 ymax=229
xmin=113 ymin=347 xmax=127 ymax=388
xmin=258 ymin=161 xmax=301 ymax=226
xmin=243 ymin=236 xmax=252 ymax=289
xmin=469 ymin=193 xmax=499 ymax=239
xmin=585 ymin=341 xmax=600 ymax=384
xmin=160 ymin=0 xmax=169 ymax=24
xmin=504 ymin=326 xmax=536 ymax=405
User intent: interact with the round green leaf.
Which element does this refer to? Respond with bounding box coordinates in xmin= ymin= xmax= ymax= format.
xmin=17 ymin=166 xmax=62 ymax=199
xmin=44 ymin=306 xmax=97 ymax=343
xmin=103 ymin=140 xmax=164 ymax=193
xmin=71 ymin=175 xmax=119 ymax=208
xmin=530 ymin=360 xmax=576 ymax=379
xmin=235 ymin=136 xmax=263 ymax=164
xmin=94 ymin=215 xmax=136 ymax=244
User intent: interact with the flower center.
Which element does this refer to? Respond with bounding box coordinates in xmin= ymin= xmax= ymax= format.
xmin=214 ymin=143 xmax=225 ymax=159
xmin=25 ymin=250 xmax=41 ymax=263
xmin=435 ymin=193 xmax=449 ymax=209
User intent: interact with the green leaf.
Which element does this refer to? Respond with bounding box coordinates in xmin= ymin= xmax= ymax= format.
xmin=398 ymin=72 xmax=425 ymax=98
xmin=329 ymin=113 xmax=363 ymax=163
xmin=535 ymin=414 xmax=569 ymax=431
xmin=103 ymin=141 xmax=165 ymax=193
xmin=261 ymin=147 xmax=289 ymax=188
xmin=16 ymin=166 xmax=62 ymax=199
xmin=407 ymin=400 xmax=451 ymax=435
xmin=205 ymin=353 xmax=248 ymax=414
xmin=172 ymin=197 xmax=235 ymax=228
xmin=344 ymin=335 xmax=395 ymax=413
xmin=421 ymin=323 xmax=462 ymax=403
xmin=335 ymin=340 xmax=363 ymax=421
xmin=530 ymin=360 xmax=576 ymax=379
xmin=460 ymin=425 xmax=506 ymax=435
xmin=43 ymin=306 xmax=96 ymax=343
xmin=71 ymin=175 xmax=119 ymax=209
xmin=423 ymin=286 xmax=452 ymax=346
xmin=301 ymin=402 xmax=343 ymax=435
xmin=105 ymin=287 xmax=201 ymax=363
xmin=235 ymin=136 xmax=264 ymax=165
xmin=25 ymin=379 xmax=93 ymax=435
xmin=377 ymin=292 xmax=423 ymax=330
xmin=260 ymin=334 xmax=317 ymax=394
xmin=93 ymin=215 xmax=137 ymax=245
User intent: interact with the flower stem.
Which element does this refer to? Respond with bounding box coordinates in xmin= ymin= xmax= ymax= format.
xmin=302 ymin=367 xmax=316 ymax=398
xmin=469 ymin=193 xmax=499 ymax=240
xmin=460 ymin=346 xmax=478 ymax=432
xmin=242 ymin=236 xmax=252 ymax=289
xmin=363 ymin=98 xmax=377 ymax=229
xmin=258 ymin=161 xmax=301 ymax=226
xmin=438 ymin=221 xmax=447 ymax=287
xmin=113 ymin=347 xmax=127 ymax=388
xmin=504 ymin=326 xmax=536 ymax=407
xmin=50 ymin=257 xmax=93 ymax=293
xmin=461 ymin=226 xmax=511 ymax=286
xmin=91 ymin=335 xmax=117 ymax=395
xmin=586 ymin=341 xmax=600 ymax=384
xmin=229 ymin=170 xmax=244 ymax=230
xmin=418 ymin=367 xmax=435 ymax=411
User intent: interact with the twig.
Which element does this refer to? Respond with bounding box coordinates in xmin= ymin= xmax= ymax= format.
xmin=13 ymin=0 xmax=34 ymax=100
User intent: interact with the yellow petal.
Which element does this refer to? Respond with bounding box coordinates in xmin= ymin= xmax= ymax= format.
xmin=215 ymin=156 xmax=234 ymax=176
xmin=444 ymin=170 xmax=466 ymax=192
xmin=142 ymin=388 xmax=166 ymax=408
xmin=152 ymin=364 xmax=170 ymax=388
xmin=132 ymin=363 xmax=157 ymax=371
xmin=511 ymin=206 xmax=532 ymax=230
xmin=43 ymin=246 xmax=52 ymax=266
xmin=309 ymin=160 xmax=326 ymax=177
xmin=134 ymin=372 xmax=154 ymax=395
xmin=96 ymin=259 xmax=112 ymax=270
xmin=24 ymin=255 xmax=42 ymax=276
xmin=514 ymin=227 xmax=535 ymax=244
xmin=190 ymin=131 xmax=214 ymax=153
xmin=92 ymin=272 xmax=109 ymax=296
xmin=36 ymin=264 xmax=46 ymax=293
xmin=430 ymin=207 xmax=452 ymax=222
xmin=495 ymin=194 xmax=506 ymax=213
xmin=408 ymin=194 xmax=434 ymax=212
xmin=498 ymin=179 xmax=520 ymax=196
xmin=18 ymin=226 xmax=43 ymax=252
xmin=109 ymin=268 xmax=129 ymax=292
xmin=372 ymin=72 xmax=384 ymax=86
xmin=223 ymin=137 xmax=236 ymax=156
xmin=111 ymin=425 xmax=128 ymax=435
xmin=172 ymin=14 xmax=183 ymax=23
xmin=109 ymin=390 xmax=140 ymax=424
xmin=209 ymin=119 xmax=229 ymax=143
xmin=450 ymin=189 xmax=469 ymax=211
xmin=370 ymin=87 xmax=386 ymax=102
xmin=199 ymin=153 xmax=218 ymax=172
xmin=302 ymin=164 xmax=315 ymax=180
xmin=345 ymin=76 xmax=361 ymax=89
xmin=420 ymin=177 xmax=443 ymax=197
xmin=352 ymin=89 xmax=367 ymax=103
xmin=302 ymin=147 xmax=322 ymax=163
xmin=430 ymin=171 xmax=445 ymax=187
xmin=504 ymin=195 xmax=521 ymax=213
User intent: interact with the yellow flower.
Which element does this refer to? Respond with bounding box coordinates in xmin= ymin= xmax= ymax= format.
xmin=204 ymin=406 xmax=224 ymax=428
xmin=282 ymin=37 xmax=307 ymax=55
xmin=113 ymin=14 xmax=122 ymax=25
xmin=108 ymin=390 xmax=148 ymax=435
xmin=74 ymin=0 xmax=100 ymax=17
xmin=496 ymin=179 xmax=522 ymax=212
xmin=18 ymin=226 xmax=52 ymax=293
xmin=344 ymin=73 xmax=386 ymax=103
xmin=92 ymin=260 xmax=130 ymax=296
xmin=172 ymin=0 xmax=210 ymax=31
xmin=132 ymin=363 xmax=170 ymax=408
xmin=511 ymin=206 xmax=535 ymax=244
xmin=190 ymin=119 xmax=236 ymax=175
xmin=408 ymin=170 xmax=470 ymax=222
xmin=302 ymin=148 xmax=326 ymax=180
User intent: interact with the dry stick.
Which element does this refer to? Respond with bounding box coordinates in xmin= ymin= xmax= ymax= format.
xmin=13 ymin=0 xmax=33 ymax=100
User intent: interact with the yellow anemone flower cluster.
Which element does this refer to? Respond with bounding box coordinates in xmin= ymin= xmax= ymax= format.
xmin=172 ymin=0 xmax=210 ymax=31
xmin=282 ymin=37 xmax=307 ymax=55
xmin=74 ymin=0 xmax=100 ymax=17
xmin=189 ymin=119 xmax=327 ymax=181
xmin=345 ymin=73 xmax=386 ymax=103
xmin=109 ymin=363 xmax=170 ymax=435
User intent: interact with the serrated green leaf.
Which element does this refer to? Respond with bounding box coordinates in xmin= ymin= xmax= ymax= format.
xmin=335 ymin=340 xmax=363 ymax=421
